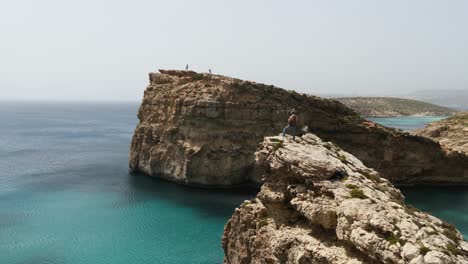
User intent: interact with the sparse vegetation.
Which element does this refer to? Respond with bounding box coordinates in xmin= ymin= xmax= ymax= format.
xmin=386 ymin=233 xmax=404 ymax=245
xmin=446 ymin=243 xmax=461 ymax=255
xmin=405 ymin=204 xmax=422 ymax=215
xmin=361 ymin=170 xmax=378 ymax=182
xmin=337 ymin=153 xmax=348 ymax=164
xmin=345 ymin=184 xmax=358 ymax=189
xmin=349 ymin=188 xmax=367 ymax=199
xmin=443 ymin=229 xmax=460 ymax=244
xmin=419 ymin=246 xmax=430 ymax=256
xmin=440 ymin=222 xmax=460 ymax=244
xmin=191 ymin=73 xmax=205 ymax=81
xmin=339 ymin=175 xmax=349 ymax=182
xmin=257 ymin=218 xmax=269 ymax=229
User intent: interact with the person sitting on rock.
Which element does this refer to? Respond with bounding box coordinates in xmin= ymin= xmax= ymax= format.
xmin=283 ymin=111 xmax=297 ymax=140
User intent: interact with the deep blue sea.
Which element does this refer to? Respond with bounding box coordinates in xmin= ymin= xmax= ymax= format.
xmin=0 ymin=104 xmax=465 ymax=264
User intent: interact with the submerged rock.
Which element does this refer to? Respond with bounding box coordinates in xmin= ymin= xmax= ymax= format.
xmin=129 ymin=70 xmax=468 ymax=186
xmin=222 ymin=134 xmax=468 ymax=264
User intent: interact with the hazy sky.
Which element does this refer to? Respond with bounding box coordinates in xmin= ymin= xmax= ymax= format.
xmin=1 ymin=0 xmax=467 ymax=101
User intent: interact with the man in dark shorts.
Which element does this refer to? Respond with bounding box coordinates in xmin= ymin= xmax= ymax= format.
xmin=282 ymin=111 xmax=297 ymax=140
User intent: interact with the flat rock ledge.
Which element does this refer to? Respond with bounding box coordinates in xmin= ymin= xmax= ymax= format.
xmin=222 ymin=134 xmax=468 ymax=264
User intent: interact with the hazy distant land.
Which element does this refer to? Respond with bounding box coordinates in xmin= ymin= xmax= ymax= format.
xmin=335 ymin=97 xmax=457 ymax=117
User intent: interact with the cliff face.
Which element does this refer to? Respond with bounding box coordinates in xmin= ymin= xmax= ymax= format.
xmin=129 ymin=70 xmax=468 ymax=186
xmin=222 ymin=135 xmax=468 ymax=264
xmin=335 ymin=97 xmax=457 ymax=117
xmin=413 ymin=112 xmax=468 ymax=154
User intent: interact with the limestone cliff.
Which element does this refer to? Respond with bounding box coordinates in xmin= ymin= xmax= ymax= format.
xmin=129 ymin=70 xmax=468 ymax=186
xmin=222 ymin=135 xmax=468 ymax=264
xmin=413 ymin=112 xmax=468 ymax=154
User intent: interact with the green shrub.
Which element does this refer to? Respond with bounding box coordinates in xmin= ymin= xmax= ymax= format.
xmin=349 ymin=188 xmax=367 ymax=199
xmin=440 ymin=221 xmax=460 ymax=244
xmin=386 ymin=233 xmax=404 ymax=245
xmin=446 ymin=243 xmax=461 ymax=255
xmin=419 ymin=246 xmax=430 ymax=256
xmin=338 ymin=154 xmax=348 ymax=163
xmin=258 ymin=219 xmax=269 ymax=229
xmin=345 ymin=184 xmax=358 ymax=189
xmin=443 ymin=229 xmax=460 ymax=244
xmin=405 ymin=204 xmax=422 ymax=215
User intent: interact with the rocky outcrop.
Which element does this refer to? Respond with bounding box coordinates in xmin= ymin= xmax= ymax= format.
xmin=222 ymin=135 xmax=468 ymax=264
xmin=129 ymin=70 xmax=468 ymax=186
xmin=335 ymin=97 xmax=457 ymax=117
xmin=413 ymin=112 xmax=468 ymax=154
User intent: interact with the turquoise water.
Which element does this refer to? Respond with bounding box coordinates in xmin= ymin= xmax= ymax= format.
xmin=368 ymin=115 xmax=467 ymax=238
xmin=400 ymin=186 xmax=468 ymax=238
xmin=367 ymin=116 xmax=446 ymax=131
xmin=0 ymin=103 xmax=255 ymax=264
xmin=0 ymin=105 xmax=465 ymax=264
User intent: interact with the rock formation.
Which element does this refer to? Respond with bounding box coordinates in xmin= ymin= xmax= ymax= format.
xmin=129 ymin=70 xmax=468 ymax=186
xmin=413 ymin=112 xmax=468 ymax=154
xmin=222 ymin=135 xmax=468 ymax=264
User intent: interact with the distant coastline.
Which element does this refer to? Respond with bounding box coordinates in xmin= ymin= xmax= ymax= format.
xmin=335 ymin=97 xmax=457 ymax=117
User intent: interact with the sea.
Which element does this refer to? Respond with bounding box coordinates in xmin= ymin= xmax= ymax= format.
xmin=0 ymin=103 xmax=466 ymax=264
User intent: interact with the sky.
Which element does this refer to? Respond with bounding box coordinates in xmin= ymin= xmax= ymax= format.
xmin=1 ymin=0 xmax=467 ymax=101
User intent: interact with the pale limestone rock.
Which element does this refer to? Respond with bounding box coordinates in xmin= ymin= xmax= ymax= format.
xmin=222 ymin=134 xmax=468 ymax=264
xmin=414 ymin=112 xmax=468 ymax=154
xmin=402 ymin=243 xmax=420 ymax=261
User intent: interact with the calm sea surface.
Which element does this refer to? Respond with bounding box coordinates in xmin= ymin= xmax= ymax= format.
xmin=0 ymin=102 xmax=255 ymax=264
xmin=0 ymin=104 xmax=465 ymax=264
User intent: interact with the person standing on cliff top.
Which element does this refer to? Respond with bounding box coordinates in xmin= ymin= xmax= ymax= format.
xmin=283 ymin=111 xmax=297 ymax=140
xmin=185 ymin=64 xmax=189 ymax=70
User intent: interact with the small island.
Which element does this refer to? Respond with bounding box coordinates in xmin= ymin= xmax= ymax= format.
xmin=335 ymin=97 xmax=457 ymax=117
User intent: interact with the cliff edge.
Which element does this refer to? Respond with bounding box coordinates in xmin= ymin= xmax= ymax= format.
xmin=222 ymin=135 xmax=468 ymax=263
xmin=129 ymin=70 xmax=468 ymax=186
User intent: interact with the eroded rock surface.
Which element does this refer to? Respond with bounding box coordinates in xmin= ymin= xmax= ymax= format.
xmin=222 ymin=135 xmax=468 ymax=264
xmin=414 ymin=112 xmax=468 ymax=154
xmin=129 ymin=70 xmax=468 ymax=186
